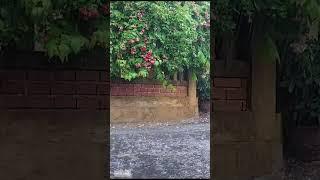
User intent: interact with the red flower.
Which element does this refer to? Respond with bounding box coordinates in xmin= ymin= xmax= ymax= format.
xmin=79 ymin=7 xmax=99 ymax=20
xmin=143 ymin=50 xmax=154 ymax=62
xmin=140 ymin=46 xmax=147 ymax=52
xmin=101 ymin=4 xmax=109 ymax=15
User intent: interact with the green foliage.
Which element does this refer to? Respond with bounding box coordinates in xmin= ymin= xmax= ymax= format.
xmin=0 ymin=0 xmax=109 ymax=61
xmin=110 ymin=1 xmax=210 ymax=85
xmin=280 ymin=39 xmax=320 ymax=125
xmin=214 ymin=0 xmax=320 ymax=64
xmin=197 ymin=72 xmax=210 ymax=101
xmin=214 ymin=0 xmax=320 ymax=125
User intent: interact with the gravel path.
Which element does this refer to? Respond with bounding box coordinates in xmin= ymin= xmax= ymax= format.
xmin=110 ymin=114 xmax=210 ymax=179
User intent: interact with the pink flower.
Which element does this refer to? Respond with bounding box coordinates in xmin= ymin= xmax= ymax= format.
xmin=130 ymin=48 xmax=136 ymax=54
xmin=140 ymin=28 xmax=145 ymax=35
xmin=135 ymin=63 xmax=141 ymax=68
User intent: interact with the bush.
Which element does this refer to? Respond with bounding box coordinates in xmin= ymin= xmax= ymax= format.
xmin=110 ymin=1 xmax=210 ymax=85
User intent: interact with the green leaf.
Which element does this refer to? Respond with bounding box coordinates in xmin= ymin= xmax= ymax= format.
xmin=57 ymin=43 xmax=71 ymax=62
xmin=192 ymin=72 xmax=197 ymax=81
xmin=138 ymin=69 xmax=148 ymax=77
xmin=255 ymin=34 xmax=280 ymax=64
xmin=70 ymin=35 xmax=88 ymax=54
xmin=45 ymin=39 xmax=59 ymax=58
xmin=289 ymin=80 xmax=295 ymax=93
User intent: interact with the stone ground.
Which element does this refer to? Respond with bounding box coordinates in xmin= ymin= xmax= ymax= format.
xmin=281 ymin=158 xmax=320 ymax=180
xmin=110 ymin=113 xmax=210 ymax=179
xmin=252 ymin=158 xmax=320 ymax=180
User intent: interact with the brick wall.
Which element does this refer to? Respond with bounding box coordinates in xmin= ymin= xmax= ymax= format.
xmin=0 ymin=51 xmax=108 ymax=180
xmin=0 ymin=69 xmax=109 ymax=110
xmin=213 ymin=77 xmax=249 ymax=111
xmin=111 ymin=82 xmax=188 ymax=97
xmin=213 ymin=60 xmax=250 ymax=111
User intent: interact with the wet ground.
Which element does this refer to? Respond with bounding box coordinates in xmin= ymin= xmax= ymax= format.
xmin=110 ymin=113 xmax=210 ymax=179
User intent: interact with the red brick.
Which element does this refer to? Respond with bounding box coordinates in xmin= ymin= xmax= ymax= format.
xmin=5 ymin=80 xmax=25 ymax=95
xmin=134 ymin=91 xmax=142 ymax=96
xmin=214 ymin=78 xmax=241 ymax=88
xmin=118 ymin=88 xmax=127 ymax=96
xmin=143 ymin=84 xmax=154 ymax=88
xmin=160 ymin=88 xmax=167 ymax=93
xmin=29 ymin=71 xmax=51 ymax=80
xmin=77 ymin=84 xmax=97 ymax=95
xmin=213 ymin=100 xmax=242 ymax=111
xmin=76 ymin=71 xmax=99 ymax=81
xmin=125 ymin=85 xmax=134 ymax=92
xmin=52 ymin=83 xmax=75 ymax=95
xmin=0 ymin=96 xmax=4 ymax=108
xmin=180 ymin=87 xmax=187 ymax=94
xmin=226 ymin=88 xmax=247 ymax=100
xmin=133 ymin=84 xmax=141 ymax=91
xmin=213 ymin=87 xmax=226 ymax=100
xmin=241 ymin=79 xmax=248 ymax=88
xmin=97 ymin=84 xmax=108 ymax=95
xmin=126 ymin=90 xmax=134 ymax=96
xmin=29 ymin=82 xmax=50 ymax=95
xmin=4 ymin=95 xmax=27 ymax=108
xmin=77 ymin=97 xmax=98 ymax=110
xmin=153 ymin=88 xmax=159 ymax=92
xmin=0 ymin=71 xmax=5 ymax=80
xmin=99 ymin=97 xmax=109 ymax=109
xmin=141 ymin=92 xmax=149 ymax=96
xmin=110 ymin=83 xmax=117 ymax=88
xmin=28 ymin=96 xmax=53 ymax=108
xmin=242 ymin=101 xmax=248 ymax=111
xmin=140 ymin=87 xmax=147 ymax=92
xmin=54 ymin=71 xmax=75 ymax=81
xmin=111 ymin=87 xmax=119 ymax=96
xmin=99 ymin=72 xmax=109 ymax=81
xmin=0 ymin=71 xmax=26 ymax=80
xmin=54 ymin=96 xmax=75 ymax=108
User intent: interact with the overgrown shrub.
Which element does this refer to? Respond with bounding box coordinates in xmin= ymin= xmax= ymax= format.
xmin=110 ymin=1 xmax=210 ymax=85
xmin=281 ymin=39 xmax=320 ymax=126
xmin=0 ymin=0 xmax=109 ymax=61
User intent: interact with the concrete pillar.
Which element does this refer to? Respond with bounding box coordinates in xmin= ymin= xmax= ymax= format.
xmin=173 ymin=72 xmax=178 ymax=81
xmin=251 ymin=58 xmax=283 ymax=175
xmin=188 ymin=71 xmax=199 ymax=117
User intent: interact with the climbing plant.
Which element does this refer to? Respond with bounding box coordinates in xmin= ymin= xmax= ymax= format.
xmin=0 ymin=0 xmax=109 ymax=62
xmin=110 ymin=1 xmax=210 ymax=85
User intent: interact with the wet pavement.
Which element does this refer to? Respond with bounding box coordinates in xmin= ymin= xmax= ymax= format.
xmin=110 ymin=114 xmax=210 ymax=179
